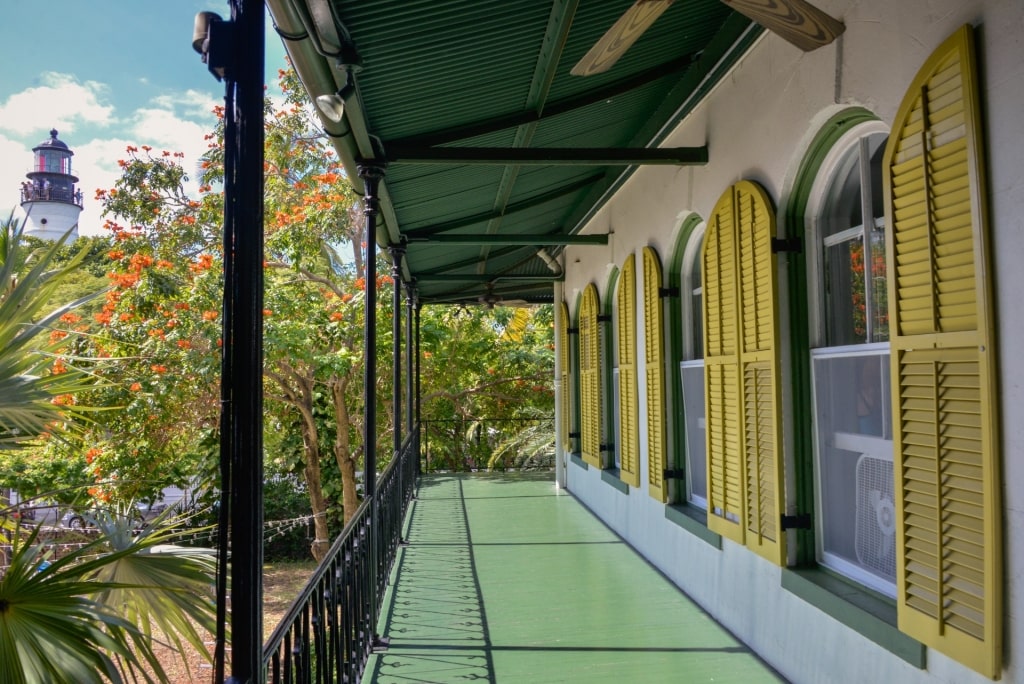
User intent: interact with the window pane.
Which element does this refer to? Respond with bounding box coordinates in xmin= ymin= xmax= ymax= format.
xmin=869 ymin=230 xmax=889 ymax=342
xmin=812 ymin=351 xmax=894 ymax=595
xmin=690 ymin=247 xmax=703 ymax=359
xmin=680 ymin=362 xmax=706 ymax=508
xmin=821 ymin=150 xmax=862 ymax=239
xmin=824 ymin=238 xmax=867 ymax=346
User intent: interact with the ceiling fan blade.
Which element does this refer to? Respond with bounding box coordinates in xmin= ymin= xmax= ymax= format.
xmin=571 ymin=0 xmax=674 ymax=77
xmin=720 ymin=0 xmax=844 ymax=51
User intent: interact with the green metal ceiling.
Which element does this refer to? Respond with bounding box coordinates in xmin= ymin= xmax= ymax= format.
xmin=266 ymin=0 xmax=764 ymax=305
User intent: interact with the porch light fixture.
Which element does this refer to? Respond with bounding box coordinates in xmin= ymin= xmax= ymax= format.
xmin=316 ymin=68 xmax=356 ymax=123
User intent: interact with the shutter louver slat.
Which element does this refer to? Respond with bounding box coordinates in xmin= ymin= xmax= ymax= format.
xmin=580 ymin=285 xmax=602 ymax=467
xmin=643 ymin=247 xmax=667 ymax=502
xmin=618 ymin=255 xmax=640 ymax=487
xmin=886 ymin=26 xmax=1001 ymax=677
xmin=559 ymin=302 xmax=571 ymax=453
xmin=703 ymin=181 xmax=784 ymax=563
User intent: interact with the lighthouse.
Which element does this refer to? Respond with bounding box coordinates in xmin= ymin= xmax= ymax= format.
xmin=19 ymin=129 xmax=83 ymax=241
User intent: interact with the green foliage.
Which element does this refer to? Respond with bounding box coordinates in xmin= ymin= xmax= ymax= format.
xmin=0 ymin=216 xmax=105 ymax=449
xmin=0 ymin=511 xmax=217 ymax=684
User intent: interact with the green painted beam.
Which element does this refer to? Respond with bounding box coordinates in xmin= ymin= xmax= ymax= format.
xmin=409 ymin=233 xmax=607 ymax=246
xmin=403 ymin=173 xmax=603 ymax=239
xmin=386 ymin=145 xmax=709 ymax=166
xmin=414 ymin=273 xmax=562 ymax=283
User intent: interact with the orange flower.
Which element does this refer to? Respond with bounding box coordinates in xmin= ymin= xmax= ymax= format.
xmin=52 ymin=359 xmax=67 ymax=374
xmin=202 ymin=310 xmax=219 ymax=321
xmin=85 ymin=447 xmax=102 ymax=464
xmin=130 ymin=382 xmax=142 ymax=391
xmin=329 ymin=311 xmax=343 ymax=321
xmin=341 ymin=293 xmax=353 ymax=303
xmin=177 ymin=339 xmax=192 ymax=349
xmin=151 ymin=364 xmax=168 ymax=374
xmin=262 ymin=309 xmax=273 ymax=317
xmin=354 ymin=277 xmax=366 ymax=291
xmin=95 ymin=311 xmax=113 ymax=325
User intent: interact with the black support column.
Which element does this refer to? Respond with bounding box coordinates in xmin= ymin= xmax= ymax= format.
xmin=390 ymin=245 xmax=404 ymax=456
xmin=405 ymin=289 xmax=414 ymax=436
xmin=222 ymin=0 xmax=264 ymax=682
xmin=358 ymin=162 xmax=385 ymax=637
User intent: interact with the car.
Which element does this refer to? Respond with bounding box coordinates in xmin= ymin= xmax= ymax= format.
xmin=60 ymin=509 xmax=91 ymax=529
xmin=134 ymin=501 xmax=168 ymax=523
xmin=60 ymin=502 xmax=169 ymax=529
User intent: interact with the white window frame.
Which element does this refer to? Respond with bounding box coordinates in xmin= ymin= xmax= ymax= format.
xmin=805 ymin=121 xmax=895 ymax=595
xmin=679 ymin=223 xmax=707 ymax=508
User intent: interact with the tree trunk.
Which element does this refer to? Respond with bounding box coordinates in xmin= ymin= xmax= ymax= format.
xmin=297 ymin=408 xmax=332 ymax=562
xmin=330 ymin=375 xmax=361 ymax=523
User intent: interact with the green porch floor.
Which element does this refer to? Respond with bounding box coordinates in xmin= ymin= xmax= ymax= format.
xmin=364 ymin=473 xmax=785 ymax=683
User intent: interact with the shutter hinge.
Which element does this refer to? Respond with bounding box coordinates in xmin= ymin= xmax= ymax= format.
xmin=568 ymin=431 xmax=581 ymax=439
xmin=597 ymin=314 xmax=611 ymax=323
xmin=659 ymin=286 xmax=680 ymax=299
xmin=600 ymin=442 xmax=613 ymax=452
xmin=780 ymin=513 xmax=812 ymax=530
xmin=663 ymin=469 xmax=687 ymax=480
xmin=771 ymin=237 xmax=803 ymax=254
xmin=567 ymin=327 xmax=579 ymax=335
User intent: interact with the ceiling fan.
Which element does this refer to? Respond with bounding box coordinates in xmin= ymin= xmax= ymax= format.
xmin=571 ymin=0 xmax=845 ymax=76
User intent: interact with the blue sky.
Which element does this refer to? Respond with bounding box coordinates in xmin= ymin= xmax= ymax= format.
xmin=0 ymin=1 xmax=287 ymax=235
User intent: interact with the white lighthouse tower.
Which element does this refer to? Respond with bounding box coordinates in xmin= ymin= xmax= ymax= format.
xmin=19 ymin=129 xmax=83 ymax=241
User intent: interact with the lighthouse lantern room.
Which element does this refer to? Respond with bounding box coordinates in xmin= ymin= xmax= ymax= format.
xmin=19 ymin=128 xmax=83 ymax=241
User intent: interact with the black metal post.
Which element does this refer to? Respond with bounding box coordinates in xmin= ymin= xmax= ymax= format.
xmin=390 ymin=245 xmax=404 ymax=457
xmin=358 ymin=162 xmax=385 ymax=639
xmin=223 ymin=1 xmax=264 ymax=682
xmin=405 ymin=291 xmax=414 ymax=436
xmin=415 ymin=301 xmax=422 ymax=477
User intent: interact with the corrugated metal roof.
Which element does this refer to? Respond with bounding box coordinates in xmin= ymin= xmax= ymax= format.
xmin=270 ymin=0 xmax=764 ymax=304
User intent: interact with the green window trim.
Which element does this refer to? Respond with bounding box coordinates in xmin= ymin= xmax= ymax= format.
xmin=782 ymin=568 xmax=925 ymax=668
xmin=667 ymin=213 xmax=707 ymax=506
xmin=665 ymin=503 xmax=722 ymax=549
xmin=785 ymin=106 xmax=882 ymax=568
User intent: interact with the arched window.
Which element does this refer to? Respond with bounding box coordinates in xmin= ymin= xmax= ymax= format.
xmin=806 ymin=123 xmax=895 ymax=596
xmin=679 ymin=223 xmax=707 ymax=508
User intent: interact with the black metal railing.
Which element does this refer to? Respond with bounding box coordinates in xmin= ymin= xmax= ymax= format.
xmin=421 ymin=417 xmax=554 ymax=472
xmin=262 ymin=427 xmax=419 ymax=683
xmin=19 ymin=184 xmax=84 ymax=207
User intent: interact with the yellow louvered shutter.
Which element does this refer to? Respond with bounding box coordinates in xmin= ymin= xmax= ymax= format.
xmin=558 ymin=301 xmax=571 ymax=454
xmin=642 ymin=247 xmax=667 ymax=502
xmin=884 ymin=25 xmax=1001 ymax=678
xmin=617 ymin=255 xmax=640 ymax=486
xmin=580 ymin=284 xmax=602 ymax=467
xmin=703 ymin=181 xmax=785 ymax=564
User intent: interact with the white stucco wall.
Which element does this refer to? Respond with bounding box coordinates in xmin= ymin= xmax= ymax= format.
xmin=559 ymin=1 xmax=1024 ymax=682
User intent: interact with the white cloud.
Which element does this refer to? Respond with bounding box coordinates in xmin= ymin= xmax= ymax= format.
xmin=151 ymin=89 xmax=220 ymax=120
xmin=0 ymin=134 xmax=33 ymax=218
xmin=0 ymin=72 xmax=115 ymax=137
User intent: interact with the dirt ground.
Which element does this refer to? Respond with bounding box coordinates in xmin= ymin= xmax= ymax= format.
xmin=153 ymin=561 xmax=317 ymax=683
